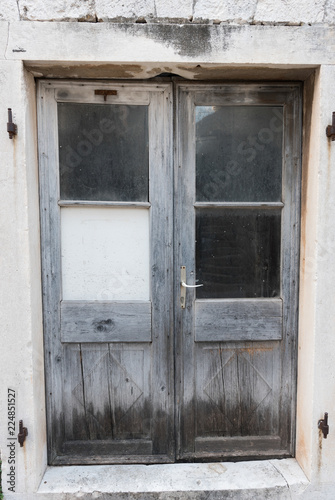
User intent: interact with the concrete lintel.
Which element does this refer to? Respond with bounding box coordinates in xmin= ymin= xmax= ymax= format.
xmin=4 ymin=22 xmax=335 ymax=66
xmin=35 ymin=459 xmax=309 ymax=499
xmin=24 ymin=60 xmax=317 ymax=81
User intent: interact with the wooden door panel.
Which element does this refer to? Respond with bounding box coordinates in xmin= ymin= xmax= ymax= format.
xmin=176 ymin=83 xmax=301 ymax=460
xmin=79 ymin=344 xmax=114 ymax=440
xmin=61 ymin=344 xmax=153 ymax=459
xmin=195 ymin=299 xmax=283 ymax=341
xmin=195 ymin=344 xmax=281 ymax=439
xmin=61 ymin=301 xmax=152 ymax=343
xmin=39 ymin=81 xmax=174 ymax=465
xmin=109 ymin=347 xmax=150 ymax=439
xmin=194 ymin=436 xmax=281 ymax=456
xmin=61 ymin=439 xmax=153 ymax=458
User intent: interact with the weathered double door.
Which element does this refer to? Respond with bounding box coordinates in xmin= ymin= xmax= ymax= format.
xmin=38 ymin=80 xmax=301 ymax=464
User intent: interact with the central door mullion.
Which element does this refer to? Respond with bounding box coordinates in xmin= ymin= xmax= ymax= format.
xmin=174 ymin=86 xmax=197 ymax=458
xmin=148 ymin=88 xmax=175 ymax=459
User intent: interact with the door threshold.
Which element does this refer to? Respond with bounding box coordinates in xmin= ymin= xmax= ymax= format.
xmin=37 ymin=458 xmax=308 ymax=499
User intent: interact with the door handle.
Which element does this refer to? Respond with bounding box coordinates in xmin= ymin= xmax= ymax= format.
xmin=181 ymin=282 xmax=203 ymax=288
xmin=180 ymin=266 xmax=203 ymax=308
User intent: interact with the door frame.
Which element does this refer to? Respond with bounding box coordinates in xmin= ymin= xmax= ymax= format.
xmin=38 ymin=78 xmax=301 ymax=465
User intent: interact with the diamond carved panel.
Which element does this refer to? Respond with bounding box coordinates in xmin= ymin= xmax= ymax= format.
xmin=204 ymin=350 xmax=272 ymax=433
xmin=72 ymin=350 xmax=144 ymax=424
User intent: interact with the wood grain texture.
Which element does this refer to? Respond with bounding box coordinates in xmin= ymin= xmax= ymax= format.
xmin=63 ymin=344 xmax=90 ymax=441
xmin=80 ymin=344 xmax=113 ymax=440
xmin=38 ymin=82 xmax=64 ymax=462
xmin=195 ymin=343 xmax=281 ymax=442
xmin=62 ymin=439 xmax=153 ymax=456
xmin=58 ymin=200 xmax=151 ymax=207
xmin=148 ymin=88 xmax=174 ymax=457
xmin=195 ymin=299 xmax=283 ymax=341
xmin=174 ymin=86 xmax=197 ymax=457
xmin=195 ymin=436 xmax=281 ymax=453
xmin=55 ymin=83 xmax=151 ymax=105
xmin=61 ymin=301 xmax=152 ymax=342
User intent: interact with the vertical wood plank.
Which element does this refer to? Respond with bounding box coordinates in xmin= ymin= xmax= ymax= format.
xmin=149 ymin=88 xmax=174 ymax=457
xmin=279 ymin=86 xmax=302 ymax=452
xmin=175 ymin=85 xmax=198 ymax=456
xmin=80 ymin=344 xmax=113 ymax=440
xmin=109 ymin=347 xmax=149 ymax=440
xmin=38 ymin=83 xmax=65 ymax=461
xmin=63 ymin=344 xmax=90 ymax=441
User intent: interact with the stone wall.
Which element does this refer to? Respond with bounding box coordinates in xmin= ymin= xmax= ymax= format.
xmin=1 ymin=0 xmax=335 ymax=25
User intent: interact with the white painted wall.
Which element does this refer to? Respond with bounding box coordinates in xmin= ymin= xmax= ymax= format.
xmin=310 ymin=64 xmax=335 ymax=485
xmin=0 ymin=60 xmax=46 ymax=495
xmin=0 ymin=0 xmax=335 ymax=497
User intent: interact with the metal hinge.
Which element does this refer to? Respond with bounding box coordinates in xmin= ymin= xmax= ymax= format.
xmin=318 ymin=412 xmax=329 ymax=439
xmin=18 ymin=420 xmax=28 ymax=447
xmin=7 ymin=108 xmax=17 ymax=139
xmin=326 ymin=112 xmax=335 ymax=141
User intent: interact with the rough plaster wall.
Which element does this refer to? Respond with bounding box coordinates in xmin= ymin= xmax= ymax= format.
xmin=0 ymin=0 xmax=19 ymax=21
xmin=17 ymin=0 xmax=96 ymax=22
xmin=0 ymin=60 xmax=46 ymax=495
xmin=254 ymin=0 xmax=325 ymax=24
xmin=1 ymin=0 xmax=332 ymax=24
xmin=324 ymin=0 xmax=335 ymax=23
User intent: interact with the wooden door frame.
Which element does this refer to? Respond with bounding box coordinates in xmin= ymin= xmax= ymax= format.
xmin=38 ymin=78 xmax=301 ymax=465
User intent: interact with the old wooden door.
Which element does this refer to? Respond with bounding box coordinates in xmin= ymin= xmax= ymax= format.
xmin=38 ymin=81 xmax=174 ymax=464
xmin=38 ymin=80 xmax=301 ymax=465
xmin=175 ymin=83 xmax=301 ymax=460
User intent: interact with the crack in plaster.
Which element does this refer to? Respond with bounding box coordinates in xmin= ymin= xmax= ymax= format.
xmin=192 ymin=0 xmax=197 ymax=18
xmin=4 ymin=22 xmax=9 ymax=59
xmin=251 ymin=0 xmax=259 ymax=25
xmin=270 ymin=461 xmax=292 ymax=499
xmin=16 ymin=0 xmax=21 ymax=20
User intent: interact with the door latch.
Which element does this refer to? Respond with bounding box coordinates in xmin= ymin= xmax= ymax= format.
xmin=94 ymin=89 xmax=118 ymax=102
xmin=18 ymin=420 xmax=28 ymax=447
xmin=318 ymin=412 xmax=329 ymax=439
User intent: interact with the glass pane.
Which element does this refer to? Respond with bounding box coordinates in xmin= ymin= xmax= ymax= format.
xmin=196 ymin=208 xmax=281 ymax=298
xmin=61 ymin=207 xmax=150 ymax=300
xmin=58 ymin=103 xmax=149 ymax=201
xmin=196 ymin=106 xmax=283 ymax=202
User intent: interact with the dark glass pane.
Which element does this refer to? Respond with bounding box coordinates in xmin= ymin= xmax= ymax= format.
xmin=196 ymin=209 xmax=281 ymax=298
xmin=196 ymin=106 xmax=283 ymax=202
xmin=58 ymin=103 xmax=149 ymax=201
